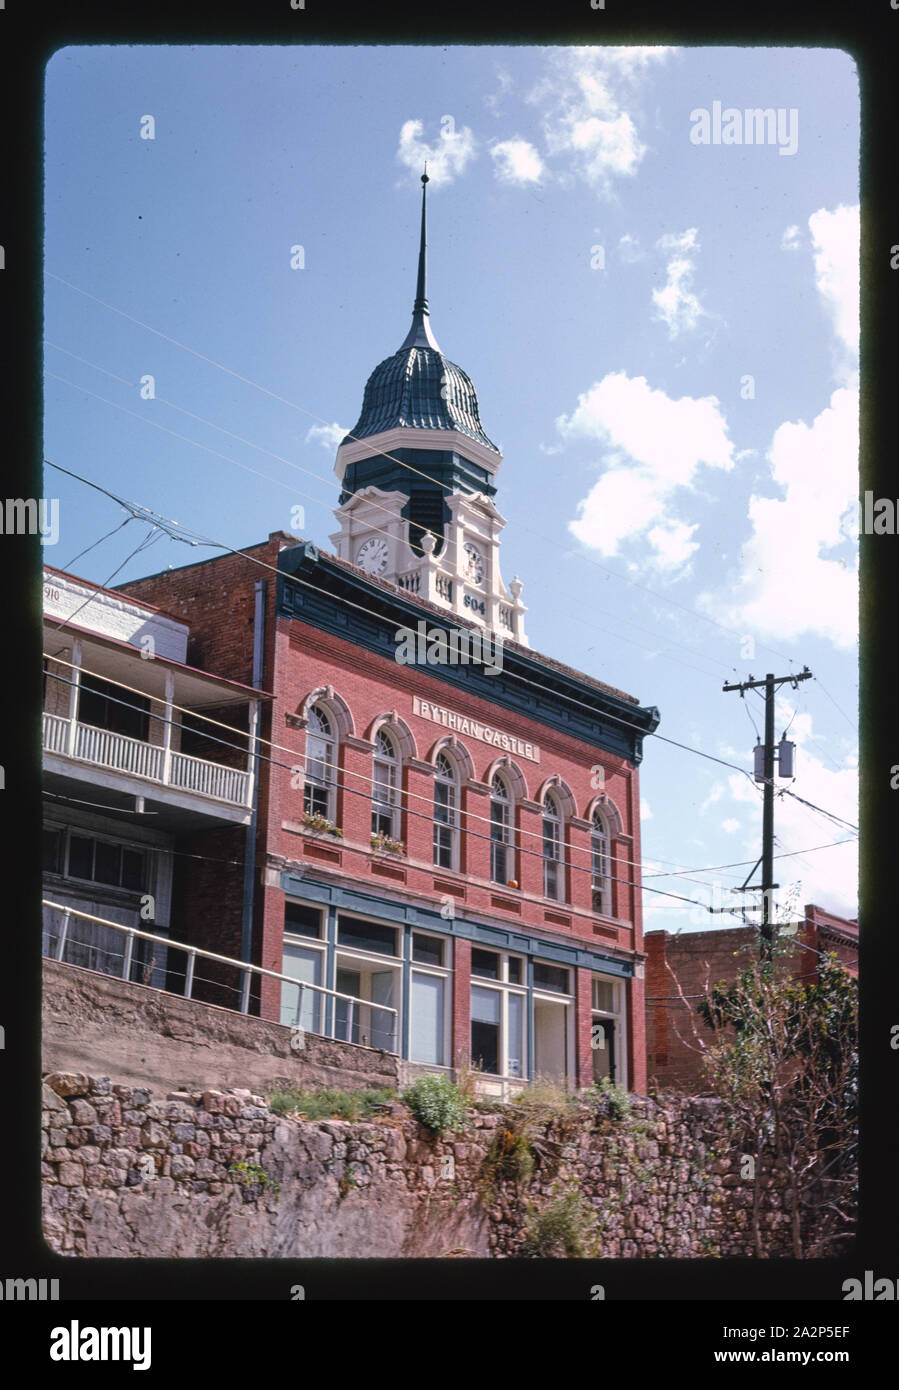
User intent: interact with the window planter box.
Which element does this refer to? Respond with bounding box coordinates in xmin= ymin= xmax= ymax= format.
xmin=370 ymin=832 xmax=405 ymax=856
xmin=301 ymin=813 xmax=343 ymax=838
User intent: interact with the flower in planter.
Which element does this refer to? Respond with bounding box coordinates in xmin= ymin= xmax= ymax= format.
xmin=370 ymin=831 xmax=405 ymax=855
xmin=302 ymin=811 xmax=343 ymax=837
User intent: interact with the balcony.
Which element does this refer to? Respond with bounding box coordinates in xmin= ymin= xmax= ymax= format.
xmin=43 ymin=712 xmax=250 ymax=807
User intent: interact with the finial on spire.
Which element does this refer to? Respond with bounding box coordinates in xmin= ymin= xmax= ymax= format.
xmin=398 ymin=165 xmax=441 ymax=352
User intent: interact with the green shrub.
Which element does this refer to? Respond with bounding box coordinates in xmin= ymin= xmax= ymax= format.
xmin=268 ymin=1085 xmax=395 ymax=1121
xmin=593 ymin=1076 xmax=632 ymax=1120
xmin=506 ymin=1080 xmax=578 ymax=1128
xmin=229 ymin=1161 xmax=280 ymax=1196
xmin=521 ymin=1183 xmax=598 ymax=1258
xmin=402 ymin=1074 xmax=468 ymax=1133
xmin=486 ymin=1127 xmax=535 ymax=1185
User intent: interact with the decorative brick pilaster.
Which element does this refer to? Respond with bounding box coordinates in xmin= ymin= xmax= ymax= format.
xmin=451 ymin=937 xmax=472 ymax=1074
xmin=575 ymin=966 xmax=595 ymax=1089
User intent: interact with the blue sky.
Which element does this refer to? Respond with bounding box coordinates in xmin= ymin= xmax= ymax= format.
xmin=43 ymin=44 xmax=860 ymax=931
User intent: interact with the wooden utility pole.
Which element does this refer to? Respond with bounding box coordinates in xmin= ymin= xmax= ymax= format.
xmin=722 ymin=666 xmax=813 ymax=958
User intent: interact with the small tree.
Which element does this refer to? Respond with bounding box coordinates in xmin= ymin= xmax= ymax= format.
xmin=695 ymin=953 xmax=857 ymax=1257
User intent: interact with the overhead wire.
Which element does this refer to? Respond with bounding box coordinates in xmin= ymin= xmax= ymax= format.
xmin=44 ymin=343 xmax=734 ymax=682
xmin=42 ymin=456 xmax=860 ymax=847
xmin=46 ymin=269 xmax=800 ymax=668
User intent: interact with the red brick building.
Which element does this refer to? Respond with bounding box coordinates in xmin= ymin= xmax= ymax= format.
xmin=118 ymin=176 xmax=660 ymax=1097
xmin=645 ymin=906 xmax=858 ymax=1093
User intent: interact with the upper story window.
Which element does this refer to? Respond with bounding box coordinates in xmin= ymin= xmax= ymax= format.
xmin=304 ymin=703 xmax=336 ymax=820
xmin=542 ymin=790 xmax=564 ymax=901
xmin=591 ymin=806 xmax=611 ymax=916
xmin=490 ymin=771 xmax=514 ymax=885
xmin=372 ymin=727 xmax=400 ymax=838
xmin=433 ymin=751 xmax=459 ymax=871
xmin=79 ymin=673 xmax=150 ymax=743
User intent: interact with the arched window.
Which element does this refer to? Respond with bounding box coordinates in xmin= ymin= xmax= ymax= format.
xmin=304 ymin=703 xmax=336 ymax=820
xmin=433 ymin=751 xmax=458 ymax=871
xmin=490 ymin=771 xmax=514 ymax=885
xmin=542 ymin=790 xmax=563 ymax=901
xmin=372 ymin=727 xmax=400 ymax=839
xmin=591 ymin=806 xmax=611 ymax=915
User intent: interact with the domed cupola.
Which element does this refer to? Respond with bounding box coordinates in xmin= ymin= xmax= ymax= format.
xmin=345 ymin=171 xmax=499 ymax=456
xmin=330 ymin=170 xmax=528 ymax=646
xmin=348 ymin=350 xmax=499 ymax=455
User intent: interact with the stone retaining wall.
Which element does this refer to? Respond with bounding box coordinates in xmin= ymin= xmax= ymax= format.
xmin=42 ymin=1072 xmax=831 ymax=1260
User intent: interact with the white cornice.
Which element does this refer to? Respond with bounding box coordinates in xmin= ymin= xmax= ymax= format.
xmin=335 ymin=426 xmax=503 ymax=483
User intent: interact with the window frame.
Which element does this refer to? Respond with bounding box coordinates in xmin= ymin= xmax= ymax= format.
xmin=333 ymin=911 xmax=403 ymax=1054
xmin=432 ymin=751 xmax=459 ymax=872
xmin=590 ymin=973 xmax=627 ymax=1089
xmin=591 ymin=807 xmax=611 ymax=916
xmin=489 ymin=771 xmax=514 ymax=885
xmin=469 ymin=948 xmax=527 ymax=1081
xmin=371 ymin=726 xmax=400 ymax=839
xmin=408 ymin=929 xmax=451 ymax=1067
xmin=542 ymin=790 xmax=564 ymax=901
xmin=304 ymin=703 xmax=337 ymax=822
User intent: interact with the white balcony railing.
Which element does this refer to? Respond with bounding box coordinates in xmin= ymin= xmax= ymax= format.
xmin=43 ymin=712 xmax=250 ymax=807
xmin=42 ymin=711 xmax=69 ymax=755
xmin=75 ymin=720 xmax=164 ymax=781
xmin=170 ymin=749 xmax=248 ymax=804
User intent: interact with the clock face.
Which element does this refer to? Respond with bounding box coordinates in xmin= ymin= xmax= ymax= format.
xmin=463 ymin=542 xmax=485 ymax=586
xmin=356 ymin=536 xmax=389 ymax=575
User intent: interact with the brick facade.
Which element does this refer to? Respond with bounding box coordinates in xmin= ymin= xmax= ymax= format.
xmin=120 ymin=534 xmax=655 ymax=1094
xmin=645 ymin=907 xmax=858 ymax=1093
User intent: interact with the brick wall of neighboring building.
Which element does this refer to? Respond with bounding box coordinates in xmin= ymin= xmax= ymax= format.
xmin=645 ymin=907 xmax=858 ymax=1093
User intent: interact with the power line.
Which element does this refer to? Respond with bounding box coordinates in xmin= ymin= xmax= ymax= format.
xmin=42 ymin=639 xmax=854 ymax=930
xmin=42 ymin=457 xmax=859 ymax=844
xmin=45 ymin=344 xmax=736 ymax=682
xmin=41 ymin=664 xmax=748 ymax=924
xmin=46 ymin=269 xmax=796 ymax=667
xmin=62 ymin=514 xmax=135 ymax=571
xmin=813 ymin=675 xmax=857 ymax=733
xmin=41 ymin=655 xmax=732 ymax=895
xmin=644 ymin=836 xmax=856 ymax=879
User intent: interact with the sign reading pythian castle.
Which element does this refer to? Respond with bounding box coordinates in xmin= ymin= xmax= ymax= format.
xmin=413 ymin=696 xmax=540 ymax=763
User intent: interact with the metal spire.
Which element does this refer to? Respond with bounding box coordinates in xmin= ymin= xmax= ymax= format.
xmin=399 ymin=167 xmax=442 ymax=352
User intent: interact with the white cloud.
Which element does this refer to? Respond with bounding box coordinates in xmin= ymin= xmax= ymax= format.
xmin=485 ymin=67 xmax=512 ymax=117
xmin=529 ymin=47 xmax=676 ymax=194
xmin=700 ymin=386 xmax=859 ymax=648
xmin=560 ymin=372 xmax=734 ymax=569
xmin=809 ymin=204 xmax=859 ymax=361
xmin=781 ymin=223 xmax=802 ymax=252
xmin=641 ymin=798 xmax=653 ymax=822
xmin=396 ymin=118 xmax=476 ymax=187
xmin=618 ymin=232 xmax=644 ymax=263
xmin=721 ymin=818 xmax=740 ymax=834
xmin=490 ymin=138 xmax=545 ymax=186
xmin=652 ymin=228 xmax=706 ymax=337
xmin=699 ymin=205 xmax=860 ymax=650
xmin=645 ymin=520 xmax=699 ymax=570
xmin=305 ymin=422 xmax=346 ymax=451
xmin=700 ymin=783 xmax=725 ymax=814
